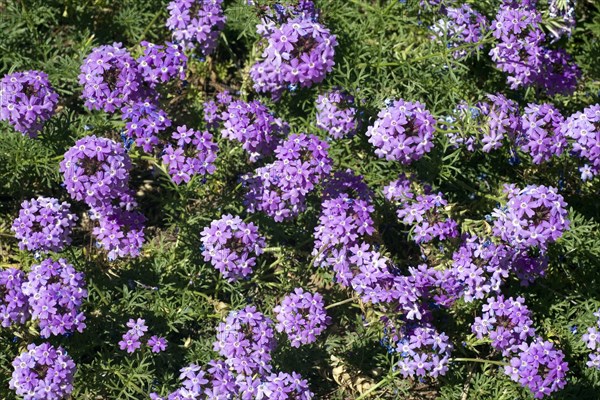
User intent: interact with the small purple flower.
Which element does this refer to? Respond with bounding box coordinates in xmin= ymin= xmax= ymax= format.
xmin=316 ymin=89 xmax=359 ymax=139
xmin=0 ymin=268 xmax=29 ymax=328
xmin=166 ymin=0 xmax=226 ymax=54
xmin=148 ymin=336 xmax=168 ymax=353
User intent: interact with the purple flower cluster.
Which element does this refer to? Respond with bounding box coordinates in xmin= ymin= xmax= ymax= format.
xmin=582 ymin=309 xmax=600 ymax=370
xmin=0 ymin=268 xmax=29 ymax=328
xmin=202 ymin=91 xmax=233 ymax=128
xmin=561 ymin=104 xmax=600 ymax=180
xmin=11 ymin=197 xmax=77 ymax=253
xmin=383 ymin=175 xmax=459 ymax=244
xmin=162 ymin=125 xmax=218 ymax=185
xmin=121 ymin=100 xmax=172 ymax=152
xmin=10 ymin=343 xmax=76 ymax=400
xmin=21 ymin=258 xmax=87 ymax=338
xmin=151 ymin=361 xmax=313 ymax=399
xmin=366 ymin=99 xmax=436 ymax=164
xmin=137 ymin=41 xmax=187 ymax=87
xmin=166 ymin=0 xmax=226 ymax=54
xmin=213 ymin=306 xmax=276 ymax=375
xmin=492 ymin=184 xmax=569 ymax=250
xmin=250 ymin=15 xmax=337 ymax=98
xmin=119 ymin=318 xmax=167 ymax=354
xmin=60 ymin=135 xmax=132 ymax=207
xmin=61 ymin=135 xmax=146 ymax=259
xmin=200 ymin=214 xmax=266 ymax=281
xmin=0 ymin=70 xmax=59 ymax=137
xmin=518 ymin=103 xmax=566 ymax=164
xmin=504 ymin=339 xmax=568 ymax=399
xmin=392 ymin=324 xmax=452 ymax=378
xmin=315 ymin=89 xmax=359 ymax=139
xmin=489 ymin=3 xmax=580 ymax=94
xmin=430 ymin=4 xmax=488 ymax=59
xmin=472 ymin=295 xmax=535 ymax=355
xmin=273 ymin=288 xmax=330 ymax=347
xmin=79 ymin=43 xmax=145 ymax=112
xmin=220 ymin=99 xmax=288 ymax=161
xmin=243 ymin=133 xmax=332 ymax=221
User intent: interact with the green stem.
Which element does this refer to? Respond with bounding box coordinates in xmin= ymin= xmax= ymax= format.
xmin=262 ymin=247 xmax=282 ymax=253
xmin=325 ymin=297 xmax=355 ymax=310
xmin=451 ymin=358 xmax=509 ymax=367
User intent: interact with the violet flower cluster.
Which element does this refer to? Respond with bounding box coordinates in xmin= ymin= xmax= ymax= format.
xmin=315 ymin=89 xmax=359 ymax=139
xmin=162 ymin=125 xmax=218 ymax=185
xmin=273 ymin=288 xmax=330 ymax=347
xmin=250 ymin=12 xmax=337 ymax=99
xmin=21 ymin=258 xmax=87 ymax=338
xmin=582 ymin=309 xmax=600 ymax=370
xmin=366 ymin=99 xmax=436 ymax=164
xmin=137 ymin=41 xmax=187 ymax=87
xmin=11 ymin=197 xmax=77 ymax=253
xmin=79 ymin=43 xmax=145 ymax=112
xmin=200 ymin=214 xmax=266 ymax=281
xmin=10 ymin=343 xmax=76 ymax=400
xmin=491 ymin=184 xmax=569 ymax=251
xmin=430 ymin=4 xmax=488 ymax=59
xmin=119 ymin=318 xmax=167 ymax=354
xmin=518 ymin=103 xmax=566 ymax=164
xmin=213 ymin=306 xmax=276 ymax=375
xmin=560 ymin=104 xmax=600 ymax=180
xmin=122 ymin=100 xmax=172 ymax=152
xmin=219 ymin=99 xmax=288 ymax=161
xmin=0 ymin=70 xmax=59 ymax=137
xmin=504 ymin=339 xmax=568 ymax=399
xmin=489 ymin=3 xmax=580 ymax=94
xmin=392 ymin=323 xmax=452 ymax=378
xmin=166 ymin=0 xmax=226 ymax=54
xmin=60 ymin=135 xmax=146 ymax=259
xmin=383 ymin=175 xmax=459 ymax=244
xmin=0 ymin=268 xmax=29 ymax=328
xmin=472 ymin=295 xmax=535 ymax=355
xmin=243 ymin=133 xmax=332 ymax=221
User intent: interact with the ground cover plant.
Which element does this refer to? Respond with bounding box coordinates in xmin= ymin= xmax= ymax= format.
xmin=3 ymin=0 xmax=600 ymax=398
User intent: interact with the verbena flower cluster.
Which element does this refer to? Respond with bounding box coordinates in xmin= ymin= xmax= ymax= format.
xmin=79 ymin=43 xmax=144 ymax=112
xmin=273 ymin=288 xmax=330 ymax=347
xmin=0 ymin=70 xmax=59 ymax=137
xmin=472 ymin=295 xmax=535 ymax=355
xmin=121 ymin=100 xmax=172 ymax=152
xmin=119 ymin=317 xmax=167 ymax=354
xmin=200 ymin=214 xmax=266 ymax=281
xmin=518 ymin=103 xmax=566 ymax=164
xmin=250 ymin=11 xmax=337 ymax=99
xmin=582 ymin=309 xmax=600 ymax=370
xmin=492 ymin=184 xmax=569 ymax=250
xmin=489 ymin=2 xmax=580 ymax=94
xmin=560 ymin=104 xmax=600 ymax=180
xmin=219 ymin=99 xmax=288 ymax=161
xmin=243 ymin=133 xmax=332 ymax=221
xmin=11 ymin=197 xmax=77 ymax=253
xmin=60 ymin=135 xmax=146 ymax=259
xmin=504 ymin=339 xmax=568 ymax=399
xmin=137 ymin=41 xmax=187 ymax=87
xmin=383 ymin=175 xmax=459 ymax=244
xmin=166 ymin=0 xmax=226 ymax=54
xmin=430 ymin=4 xmax=488 ymax=59
xmin=162 ymin=125 xmax=218 ymax=185
xmin=366 ymin=99 xmax=436 ymax=164
xmin=315 ymin=89 xmax=359 ymax=138
xmin=21 ymin=258 xmax=87 ymax=338
xmin=0 ymin=268 xmax=29 ymax=328
xmin=10 ymin=343 xmax=76 ymax=400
